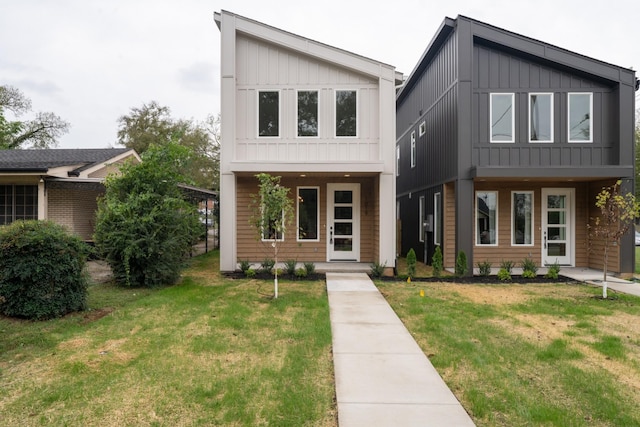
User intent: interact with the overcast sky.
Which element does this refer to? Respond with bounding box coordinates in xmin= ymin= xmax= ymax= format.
xmin=1 ymin=0 xmax=638 ymax=149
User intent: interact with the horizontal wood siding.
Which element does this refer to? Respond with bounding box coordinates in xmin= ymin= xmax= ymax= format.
xmin=444 ymin=182 xmax=456 ymax=268
xmin=235 ymin=176 xmax=377 ymax=264
xmin=587 ymin=180 xmax=621 ymax=272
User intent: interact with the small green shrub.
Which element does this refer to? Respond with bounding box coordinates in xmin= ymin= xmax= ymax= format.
xmin=295 ymin=268 xmax=307 ymax=278
xmin=497 ymin=267 xmax=512 ymax=282
xmin=432 ymin=246 xmax=443 ymax=278
xmin=545 ymin=262 xmax=561 ymax=280
xmin=500 ymin=259 xmax=515 ymax=273
xmin=406 ymin=248 xmax=417 ymax=278
xmin=303 ymin=262 xmax=316 ymax=275
xmin=284 ymin=259 xmax=297 ymax=275
xmin=477 ymin=260 xmax=492 ymax=277
xmin=455 ymin=251 xmax=468 ymax=277
xmin=245 ymin=268 xmax=256 ymax=278
xmin=370 ymin=261 xmax=386 ymax=278
xmin=0 ymin=220 xmax=89 ymax=320
xmin=260 ymin=258 xmax=275 ymax=274
xmin=239 ymin=260 xmax=251 ymax=273
xmin=521 ymin=258 xmax=538 ymax=279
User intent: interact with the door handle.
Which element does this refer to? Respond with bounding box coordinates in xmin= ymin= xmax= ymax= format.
xmin=330 ymin=226 xmax=333 ymax=244
xmin=543 ymin=231 xmax=547 ymax=249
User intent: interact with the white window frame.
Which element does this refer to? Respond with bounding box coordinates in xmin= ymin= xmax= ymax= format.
xmin=434 ymin=192 xmax=441 ymax=246
xmin=568 ymin=92 xmax=593 ymax=143
xmin=257 ymin=90 xmax=280 ymax=138
xmin=396 ymin=145 xmax=400 ymax=176
xmin=296 ymin=89 xmax=319 ymax=138
xmin=419 ymin=195 xmax=425 ymax=242
xmin=528 ymin=93 xmax=554 ymax=143
xmin=475 ymin=191 xmax=498 ymax=246
xmin=490 ymin=93 xmax=515 ymax=143
xmin=297 ymin=186 xmax=320 ymax=242
xmin=335 ymin=89 xmax=358 ymax=138
xmin=511 ymin=191 xmax=534 ymax=246
xmin=419 ymin=121 xmax=426 ymax=136
xmin=410 ymin=131 xmax=416 ymax=168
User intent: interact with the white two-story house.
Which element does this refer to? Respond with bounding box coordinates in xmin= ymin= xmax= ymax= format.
xmin=214 ymin=10 xmax=400 ymax=273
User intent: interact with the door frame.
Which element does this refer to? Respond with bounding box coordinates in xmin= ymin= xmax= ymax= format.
xmin=541 ymin=188 xmax=575 ymax=266
xmin=326 ymin=183 xmax=360 ymax=261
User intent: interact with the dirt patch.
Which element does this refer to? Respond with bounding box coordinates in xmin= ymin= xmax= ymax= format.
xmin=80 ymin=307 xmax=115 ymax=324
xmin=85 ymin=260 xmax=113 ymax=284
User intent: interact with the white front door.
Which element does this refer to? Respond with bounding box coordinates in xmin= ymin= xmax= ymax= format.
xmin=541 ymin=188 xmax=574 ymax=266
xmin=327 ymin=183 xmax=360 ymax=261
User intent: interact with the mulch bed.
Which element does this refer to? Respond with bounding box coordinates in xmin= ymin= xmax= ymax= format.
xmin=376 ymin=275 xmax=575 ymax=284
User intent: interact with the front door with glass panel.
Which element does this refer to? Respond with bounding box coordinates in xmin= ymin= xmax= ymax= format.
xmin=541 ymin=188 xmax=574 ymax=266
xmin=327 ymin=183 xmax=360 ymax=261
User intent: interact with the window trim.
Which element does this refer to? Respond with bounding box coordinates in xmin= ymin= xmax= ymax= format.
xmin=490 ymin=93 xmax=515 ymax=143
xmin=511 ymin=191 xmax=534 ymax=246
xmin=297 ymin=186 xmax=320 ymax=242
xmin=475 ymin=191 xmax=498 ymax=246
xmin=296 ymin=89 xmax=319 ymax=138
xmin=419 ymin=121 xmax=426 ymax=136
xmin=0 ymin=184 xmax=38 ymax=225
xmin=410 ymin=131 xmax=416 ymax=168
xmin=335 ymin=89 xmax=358 ymax=138
xmin=257 ymin=89 xmax=281 ymax=138
xmin=418 ymin=195 xmax=425 ymax=243
xmin=434 ymin=192 xmax=441 ymax=246
xmin=396 ymin=145 xmax=400 ymax=177
xmin=568 ymin=92 xmax=593 ymax=143
xmin=528 ymin=93 xmax=554 ymax=143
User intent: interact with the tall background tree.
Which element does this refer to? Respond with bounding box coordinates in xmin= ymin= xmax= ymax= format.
xmin=117 ymin=102 xmax=219 ymax=190
xmin=0 ymin=85 xmax=69 ymax=149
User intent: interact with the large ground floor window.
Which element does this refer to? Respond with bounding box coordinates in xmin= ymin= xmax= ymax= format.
xmin=0 ymin=185 xmax=38 ymax=225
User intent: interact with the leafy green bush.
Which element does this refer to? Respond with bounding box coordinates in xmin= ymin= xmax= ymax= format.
xmin=0 ymin=220 xmax=89 ymax=320
xmin=432 ymin=246 xmax=443 ymax=278
xmin=545 ymin=262 xmax=561 ymax=280
xmin=245 ymin=268 xmax=256 ymax=278
xmin=497 ymin=268 xmax=512 ymax=282
xmin=294 ymin=268 xmax=307 ymax=278
xmin=406 ymin=248 xmax=417 ymax=278
xmin=500 ymin=259 xmax=515 ymax=273
xmin=370 ymin=261 xmax=386 ymax=278
xmin=260 ymin=258 xmax=275 ymax=275
xmin=94 ymin=143 xmax=201 ymax=287
xmin=284 ymin=259 xmax=297 ymax=275
xmin=477 ymin=260 xmax=492 ymax=277
xmin=239 ymin=260 xmax=251 ymax=273
xmin=521 ymin=258 xmax=538 ymax=279
xmin=303 ymin=262 xmax=316 ymax=275
xmin=455 ymin=251 xmax=468 ymax=277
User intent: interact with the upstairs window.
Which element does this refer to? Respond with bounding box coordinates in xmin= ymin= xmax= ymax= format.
xmin=297 ymin=90 xmax=318 ymax=137
xmin=476 ymin=191 xmax=498 ymax=245
xmin=410 ymin=131 xmax=416 ymax=168
xmin=568 ymin=93 xmax=592 ymax=142
xmin=419 ymin=121 xmax=426 ymax=136
xmin=258 ymin=91 xmax=279 ymax=137
xmin=490 ymin=93 xmax=514 ymax=142
xmin=529 ymin=93 xmax=553 ymax=142
xmin=335 ymin=90 xmax=357 ymax=137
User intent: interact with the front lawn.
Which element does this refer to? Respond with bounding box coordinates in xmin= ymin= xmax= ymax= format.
xmin=379 ymin=280 xmax=640 ymax=426
xmin=0 ymin=251 xmax=336 ymax=426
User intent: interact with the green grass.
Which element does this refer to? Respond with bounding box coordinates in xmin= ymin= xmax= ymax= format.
xmin=0 ymin=251 xmax=336 ymax=426
xmin=378 ymin=281 xmax=640 ymax=427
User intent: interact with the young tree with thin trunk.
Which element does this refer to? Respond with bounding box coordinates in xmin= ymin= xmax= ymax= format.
xmin=589 ymin=180 xmax=640 ymax=298
xmin=249 ymin=174 xmax=294 ymax=299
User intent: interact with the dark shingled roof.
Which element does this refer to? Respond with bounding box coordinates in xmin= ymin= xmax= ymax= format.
xmin=0 ymin=148 xmax=132 ymax=174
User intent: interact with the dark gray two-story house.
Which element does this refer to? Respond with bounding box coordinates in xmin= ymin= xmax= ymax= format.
xmin=396 ymin=15 xmax=638 ymax=275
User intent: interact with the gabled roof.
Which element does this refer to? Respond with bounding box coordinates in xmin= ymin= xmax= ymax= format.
xmin=397 ymin=15 xmax=638 ymax=104
xmin=214 ymin=10 xmax=403 ymax=85
xmin=0 ymin=148 xmax=139 ymax=175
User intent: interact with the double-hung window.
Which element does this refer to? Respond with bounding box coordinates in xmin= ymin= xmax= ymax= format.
xmin=512 ymin=191 xmax=533 ymax=245
xmin=476 ymin=191 xmax=498 ymax=245
xmin=0 ymin=185 xmax=38 ymax=225
xmin=490 ymin=93 xmax=514 ymax=142
xmin=297 ymin=187 xmax=319 ymax=241
xmin=568 ymin=93 xmax=592 ymax=142
xmin=529 ymin=93 xmax=553 ymax=142
xmin=297 ymin=90 xmax=318 ymax=137
xmin=410 ymin=131 xmax=416 ymax=168
xmin=335 ymin=90 xmax=357 ymax=137
xmin=258 ymin=91 xmax=280 ymax=137
xmin=419 ymin=121 xmax=426 ymax=136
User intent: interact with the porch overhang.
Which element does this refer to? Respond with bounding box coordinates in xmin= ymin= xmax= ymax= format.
xmin=229 ymin=162 xmax=385 ymax=174
xmin=471 ymin=165 xmax=634 ymax=180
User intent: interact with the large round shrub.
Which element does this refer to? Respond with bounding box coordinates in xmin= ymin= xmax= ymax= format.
xmin=0 ymin=220 xmax=89 ymax=320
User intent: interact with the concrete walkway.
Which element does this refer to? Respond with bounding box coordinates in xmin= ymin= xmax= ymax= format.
xmin=560 ymin=267 xmax=640 ymax=297
xmin=326 ymin=272 xmax=475 ymax=427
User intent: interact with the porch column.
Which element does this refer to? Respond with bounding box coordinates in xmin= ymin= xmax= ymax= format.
xmin=619 ymin=177 xmax=635 ymax=275
xmin=379 ymin=172 xmax=396 ymax=273
xmin=455 ymin=178 xmax=474 ymax=276
xmin=219 ymin=173 xmax=237 ymax=272
xmin=37 ymin=179 xmax=46 ymax=220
